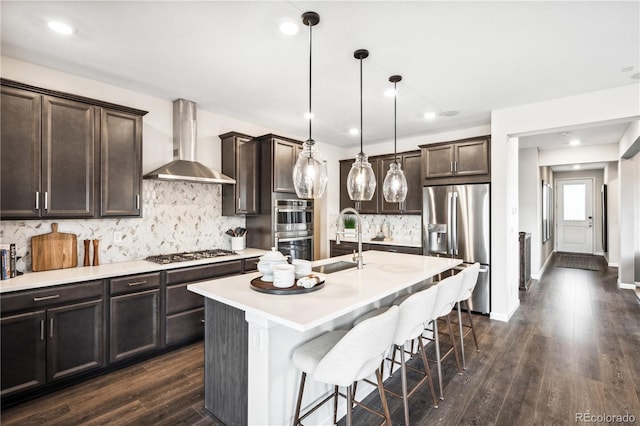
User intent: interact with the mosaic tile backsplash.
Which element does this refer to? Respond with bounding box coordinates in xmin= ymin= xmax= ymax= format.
xmin=328 ymin=213 xmax=422 ymax=243
xmin=0 ymin=180 xmax=245 ymax=273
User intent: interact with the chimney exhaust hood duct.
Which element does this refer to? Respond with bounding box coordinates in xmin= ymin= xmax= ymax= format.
xmin=143 ymin=99 xmax=236 ymax=184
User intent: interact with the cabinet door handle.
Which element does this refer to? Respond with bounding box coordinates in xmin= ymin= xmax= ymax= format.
xmin=40 ymin=319 xmax=45 ymax=341
xmin=33 ymin=294 xmax=60 ymax=302
xmin=200 ymin=319 xmax=205 ymax=324
xmin=49 ymin=318 xmax=54 ymax=338
xmin=237 ymin=197 xmax=241 ymax=210
xmin=136 ymin=195 xmax=140 ymax=210
xmin=44 ymin=192 xmax=48 ymax=211
xmin=450 ymin=161 xmax=454 ymax=173
xmin=35 ymin=192 xmax=40 ymax=210
xmin=127 ymin=281 xmax=147 ymax=287
xmin=454 ymin=161 xmax=458 ymax=173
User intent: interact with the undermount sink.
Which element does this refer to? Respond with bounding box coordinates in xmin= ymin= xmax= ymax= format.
xmin=312 ymin=261 xmax=358 ymax=274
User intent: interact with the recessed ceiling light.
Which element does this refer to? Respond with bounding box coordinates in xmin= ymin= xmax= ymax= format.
xmin=303 ymin=112 xmax=314 ymax=120
xmin=384 ymin=88 xmax=396 ymax=97
xmin=423 ymin=112 xmax=436 ymax=120
xmin=47 ymin=21 xmax=74 ymax=35
xmin=631 ymin=72 xmax=640 ymax=80
xmin=279 ymin=22 xmax=298 ymax=35
xmin=349 ymin=128 xmax=359 ymax=135
xmin=621 ymin=65 xmax=634 ymax=72
xmin=573 ymin=164 xmax=580 ymax=170
xmin=439 ymin=110 xmax=459 ymax=117
xmin=569 ymin=139 xmax=580 ymax=146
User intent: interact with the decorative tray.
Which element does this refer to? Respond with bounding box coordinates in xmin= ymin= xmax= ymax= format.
xmin=250 ymin=275 xmax=325 ymax=295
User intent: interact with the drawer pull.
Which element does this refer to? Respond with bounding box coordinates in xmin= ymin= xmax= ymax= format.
xmin=200 ymin=319 xmax=205 ymax=323
xmin=33 ymin=294 xmax=60 ymax=302
xmin=127 ymin=281 xmax=148 ymax=287
xmin=49 ymin=318 xmax=54 ymax=338
xmin=387 ymin=249 xmax=398 ymax=252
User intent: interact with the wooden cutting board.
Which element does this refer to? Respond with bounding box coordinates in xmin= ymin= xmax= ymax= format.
xmin=31 ymin=223 xmax=78 ymax=272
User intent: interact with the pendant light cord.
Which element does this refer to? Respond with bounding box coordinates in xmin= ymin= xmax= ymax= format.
xmin=394 ymin=80 xmax=398 ymax=164
xmin=359 ymin=57 xmax=364 ymax=156
xmin=308 ymin=22 xmax=313 ymax=145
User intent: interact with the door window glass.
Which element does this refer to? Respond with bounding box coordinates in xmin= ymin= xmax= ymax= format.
xmin=563 ymin=183 xmax=586 ymax=221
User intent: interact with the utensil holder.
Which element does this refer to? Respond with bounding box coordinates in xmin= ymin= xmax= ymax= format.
xmin=231 ymin=236 xmax=245 ymax=251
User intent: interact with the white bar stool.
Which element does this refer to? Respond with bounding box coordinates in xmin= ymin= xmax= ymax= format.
xmin=292 ymin=306 xmax=399 ymax=426
xmin=354 ymin=285 xmax=440 ymax=426
xmin=424 ymin=272 xmax=464 ymax=400
xmin=454 ymin=263 xmax=481 ymax=369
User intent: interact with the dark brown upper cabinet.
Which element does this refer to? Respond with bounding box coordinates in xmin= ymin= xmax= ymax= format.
xmin=100 ymin=109 xmax=143 ymax=216
xmin=420 ymin=136 xmax=490 ymax=185
xmin=0 ymin=79 xmax=147 ymax=220
xmin=256 ymin=134 xmax=302 ymax=194
xmin=220 ymin=131 xmax=258 ymax=215
xmin=339 ymin=150 xmax=422 ymax=215
xmin=1 ymin=85 xmax=42 ymax=219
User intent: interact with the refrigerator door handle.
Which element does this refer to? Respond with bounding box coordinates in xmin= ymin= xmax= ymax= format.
xmin=451 ymin=191 xmax=458 ymax=256
xmin=447 ymin=191 xmax=453 ymax=255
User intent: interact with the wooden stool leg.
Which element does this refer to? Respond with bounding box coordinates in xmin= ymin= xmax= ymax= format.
xmin=376 ymin=368 xmax=392 ymax=426
xmin=446 ymin=315 xmax=463 ymax=374
xmin=457 ymin=302 xmax=467 ymax=369
xmin=464 ymin=299 xmax=480 ymax=351
xmin=293 ymin=372 xmax=306 ymax=425
xmin=418 ymin=337 xmax=439 ymax=408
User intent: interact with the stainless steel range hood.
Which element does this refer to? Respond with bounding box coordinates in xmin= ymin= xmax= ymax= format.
xmin=144 ymin=99 xmax=236 ymax=184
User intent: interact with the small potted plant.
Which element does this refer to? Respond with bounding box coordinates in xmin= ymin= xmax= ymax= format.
xmin=343 ymin=215 xmax=357 ymax=236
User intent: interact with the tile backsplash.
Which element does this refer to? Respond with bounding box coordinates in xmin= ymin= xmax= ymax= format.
xmin=328 ymin=213 xmax=422 ymax=242
xmin=0 ymin=180 xmax=245 ymax=273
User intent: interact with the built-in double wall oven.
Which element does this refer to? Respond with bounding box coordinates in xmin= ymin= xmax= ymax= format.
xmin=274 ymin=199 xmax=313 ymax=260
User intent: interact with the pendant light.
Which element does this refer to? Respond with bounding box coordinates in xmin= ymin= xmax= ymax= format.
xmin=382 ymin=75 xmax=408 ymax=204
xmin=346 ymin=49 xmax=376 ymax=201
xmin=293 ymin=11 xmax=328 ymax=199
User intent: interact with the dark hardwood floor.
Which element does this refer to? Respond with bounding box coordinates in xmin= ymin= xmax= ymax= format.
xmin=2 ymin=253 xmax=638 ymax=425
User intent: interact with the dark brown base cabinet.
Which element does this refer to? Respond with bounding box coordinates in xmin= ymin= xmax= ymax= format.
xmin=329 ymin=240 xmax=422 ymax=257
xmin=1 ymin=257 xmax=261 ymax=406
xmin=0 ymin=280 xmax=105 ymax=398
xmin=109 ymin=272 xmax=161 ymax=363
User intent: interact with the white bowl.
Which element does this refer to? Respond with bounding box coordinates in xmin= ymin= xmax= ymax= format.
xmin=292 ymin=259 xmax=312 ymax=279
xmin=273 ymin=264 xmax=296 ymax=288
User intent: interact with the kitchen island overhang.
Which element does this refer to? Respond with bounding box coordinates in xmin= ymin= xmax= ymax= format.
xmin=188 ymin=251 xmax=461 ymax=425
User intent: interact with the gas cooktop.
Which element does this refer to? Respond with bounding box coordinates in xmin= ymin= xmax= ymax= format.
xmin=145 ymin=249 xmax=237 ymax=264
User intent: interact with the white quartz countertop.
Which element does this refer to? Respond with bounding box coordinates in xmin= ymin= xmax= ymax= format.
xmin=331 ymin=237 xmax=421 ymax=248
xmin=0 ymin=248 xmax=268 ymax=293
xmin=188 ymin=251 xmax=461 ymax=332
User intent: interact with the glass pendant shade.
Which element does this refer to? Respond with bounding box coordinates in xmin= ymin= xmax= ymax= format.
xmin=293 ymin=11 xmax=327 ymax=199
xmin=293 ymin=140 xmax=328 ymax=198
xmin=347 ymin=152 xmax=376 ymax=201
xmin=383 ymin=161 xmax=408 ymax=202
xmin=383 ymin=74 xmax=408 ymax=204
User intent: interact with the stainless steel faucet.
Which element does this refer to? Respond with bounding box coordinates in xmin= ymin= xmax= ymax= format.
xmin=336 ymin=207 xmax=364 ymax=269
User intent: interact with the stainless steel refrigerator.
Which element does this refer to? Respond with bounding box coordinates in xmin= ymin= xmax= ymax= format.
xmin=423 ymin=184 xmax=491 ymax=314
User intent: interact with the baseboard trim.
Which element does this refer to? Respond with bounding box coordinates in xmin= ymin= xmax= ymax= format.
xmin=490 ymin=299 xmax=520 ymax=322
xmin=609 ymin=262 xmax=619 ymax=267
xmin=618 ymin=279 xmax=636 ymax=290
xmin=532 ymin=254 xmax=554 ymax=280
xmin=594 ymin=251 xmax=604 ymax=256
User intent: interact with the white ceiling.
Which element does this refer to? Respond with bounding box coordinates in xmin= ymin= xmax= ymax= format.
xmin=1 ymin=1 xmax=639 ymax=149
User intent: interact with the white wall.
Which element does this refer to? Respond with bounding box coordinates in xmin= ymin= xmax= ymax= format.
xmin=605 ymin=162 xmax=620 ymax=266
xmin=617 ymin=121 xmax=640 ymax=286
xmin=538 ymin=143 xmax=619 ymax=166
xmin=491 ymin=83 xmax=640 ymax=321
xmin=518 ymin=148 xmax=542 ymax=275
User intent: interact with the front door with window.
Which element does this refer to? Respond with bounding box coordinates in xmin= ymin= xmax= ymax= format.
xmin=557 ymin=179 xmax=594 ymax=254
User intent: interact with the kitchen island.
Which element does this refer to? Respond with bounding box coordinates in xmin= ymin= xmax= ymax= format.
xmin=188 ymin=251 xmax=461 ymax=425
